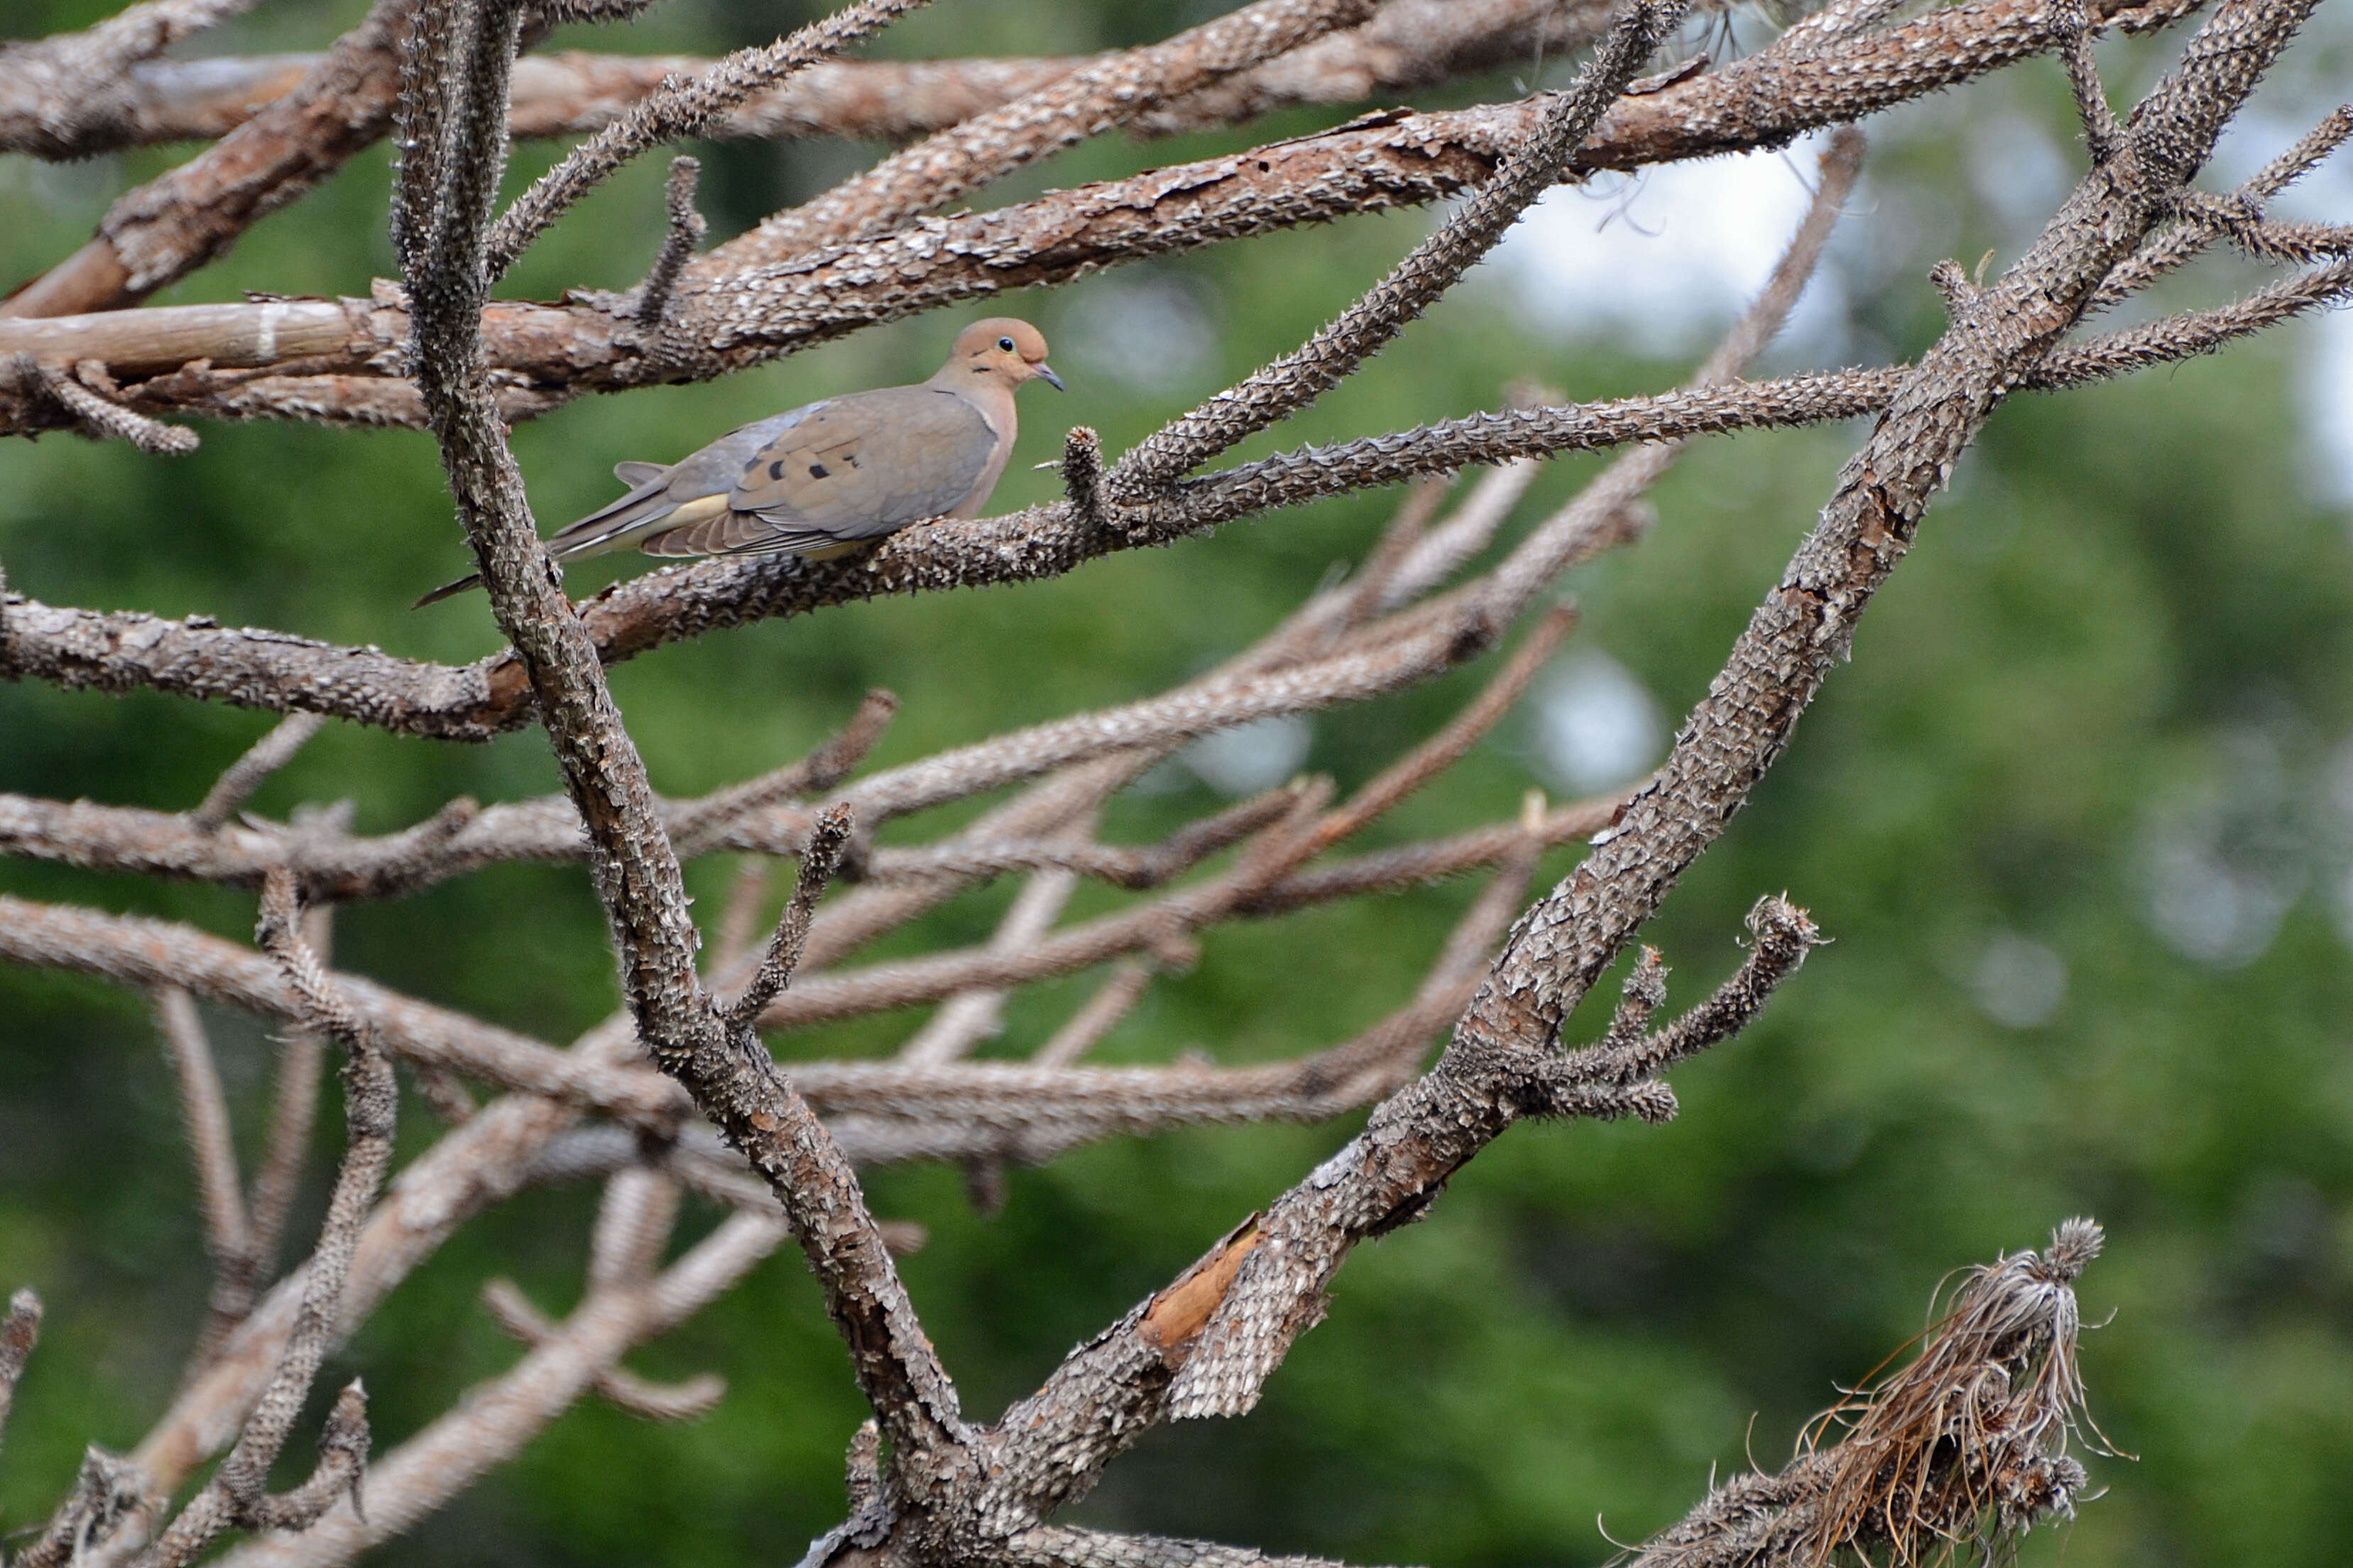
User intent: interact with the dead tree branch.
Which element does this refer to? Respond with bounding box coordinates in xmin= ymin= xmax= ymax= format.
xmin=1627 ymin=1222 xmax=2106 ymax=1568
xmin=1109 ymin=0 xmax=1686 ymax=499
xmin=0 ymin=0 xmax=418 ymax=321
xmin=0 ymin=0 xmax=2198 ymax=434
xmin=482 ymin=0 xmax=935 ymax=280
xmin=133 ymin=872 xmax=393 ymax=1568
xmin=0 ymin=0 xmax=261 ymax=160
xmin=0 ymin=1287 xmax=39 ymax=1454
xmin=1 ymin=1 xmax=1634 ymax=159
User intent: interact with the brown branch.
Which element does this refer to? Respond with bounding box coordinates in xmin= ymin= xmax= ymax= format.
xmin=1306 ymin=603 xmax=1574 ymax=853
xmin=0 ymin=0 xmax=416 ymax=321
xmin=245 ymin=968 xmax=325 ymax=1291
xmin=1110 ymin=0 xmax=1687 ymax=499
xmin=1456 ymin=0 xmax=2308 ymax=1071
xmin=211 ymin=1210 xmax=790 ymax=1568
xmin=726 ymin=805 xmax=853 ymax=1029
xmin=0 ymin=1286 xmax=38 ymax=1454
xmin=1474 ymin=124 xmax=1865 ymax=624
xmin=627 ymin=156 xmax=708 ymax=334
xmin=482 ymin=1279 xmax=724 ymax=1422
xmin=817 ymin=1 xmax=2310 ymax=1547
xmin=668 ymin=688 xmax=896 ymax=857
xmin=136 ymin=872 xmax=393 ymax=1568
xmin=190 ymin=712 xmax=329 ymax=833
xmin=0 ymin=892 xmax=692 ymax=1123
xmin=0 ymin=0 xmax=261 ymax=160
xmin=9 ymin=253 xmax=2334 ymax=745
xmin=1001 ymin=1526 xmax=1402 ymax=1568
xmin=0 ymin=0 xmax=2197 ymax=432
xmin=482 ymin=0 xmax=935 ymax=280
xmin=129 ymin=1014 xmax=653 ymax=1503
xmin=395 ymin=0 xmax=972 ymax=1503
xmin=12 ymin=355 xmax=200 ymax=451
xmin=1033 ymin=960 xmax=1152 ymax=1068
xmin=9 ymin=0 xmax=1631 ymax=158
xmin=731 ymin=0 xmax=1377 ymax=269
xmin=153 ymin=985 xmax=270 ymax=1372
xmin=1628 ymin=1222 xmax=2105 ymax=1568
xmin=17 ymin=1447 xmax=155 ymax=1568
xmin=900 ymin=814 xmax=1096 ymax=1068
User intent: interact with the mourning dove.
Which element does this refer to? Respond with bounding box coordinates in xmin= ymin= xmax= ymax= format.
xmin=415 ymin=317 xmax=1062 ymax=607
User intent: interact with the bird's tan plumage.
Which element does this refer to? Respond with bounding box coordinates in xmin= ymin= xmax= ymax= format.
xmin=415 ymin=317 xmax=1060 ymax=606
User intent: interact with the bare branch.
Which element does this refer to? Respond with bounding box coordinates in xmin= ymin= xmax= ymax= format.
xmin=0 ymin=0 xmax=263 ymax=159
xmin=727 ymin=804 xmax=854 ymax=1031
xmin=153 ymin=985 xmax=273 ymax=1372
xmin=1033 ymin=961 xmax=1152 ymax=1068
xmin=212 ymin=1211 xmax=789 ymax=1568
xmin=1003 ymin=1525 xmax=1402 ymax=1568
xmin=900 ymin=816 xmax=1094 ymax=1068
xmin=136 ymin=872 xmax=395 ymax=1568
xmin=0 ymin=1286 xmax=39 ymax=1453
xmin=631 ymin=156 xmax=707 ymax=331
xmin=483 ymin=1278 xmax=725 ymax=1422
xmin=1628 ymin=1222 xmax=2106 ymax=1568
xmin=394 ymin=0 xmax=973 ymax=1503
xmin=17 ymin=1446 xmax=155 ymax=1568
xmin=667 ymin=689 xmax=896 ymax=857
xmin=1110 ymin=0 xmax=1688 ymax=500
xmin=1307 ymin=603 xmax=1575 ymax=852
xmin=483 ymin=0 xmax=934 ymax=280
xmin=246 ymin=985 xmax=325 ymax=1278
xmin=0 ymin=0 xmax=2198 ymax=433
xmin=192 ymin=713 xmax=329 ymax=834
xmin=734 ymin=0 xmax=1378 ymax=264
xmin=9 ymin=1 xmax=1657 ymax=159
xmin=0 ymin=892 xmax=692 ymax=1123
xmin=8 ymin=234 xmax=2331 ymax=764
xmin=10 ymin=355 xmax=200 ymax=453
xmin=0 ymin=0 xmax=416 ymax=320
xmin=1457 ymin=0 xmax=2314 ymax=1069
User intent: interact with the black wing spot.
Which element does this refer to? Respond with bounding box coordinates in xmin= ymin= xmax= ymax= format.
xmin=768 ymin=461 xmax=787 ymax=480
xmin=808 ymin=463 xmax=829 ymax=480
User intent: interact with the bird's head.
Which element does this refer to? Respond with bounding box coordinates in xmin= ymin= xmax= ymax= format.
xmin=951 ymin=317 xmax=1064 ymax=393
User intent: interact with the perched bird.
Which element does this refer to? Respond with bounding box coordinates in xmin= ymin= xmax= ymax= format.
xmin=415 ymin=317 xmax=1062 ymax=607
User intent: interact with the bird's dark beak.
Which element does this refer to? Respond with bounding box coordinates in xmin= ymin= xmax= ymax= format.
xmin=1035 ymin=363 xmax=1066 ymax=392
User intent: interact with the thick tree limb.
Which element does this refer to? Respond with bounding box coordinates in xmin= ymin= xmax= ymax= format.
xmin=1 ymin=1 xmax=1625 ymax=159
xmin=0 ymin=0 xmax=262 ymax=160
xmin=11 ymin=253 xmax=2332 ymax=747
xmin=0 ymin=0 xmax=2198 ymax=434
xmin=0 ymin=0 xmax=417 ymax=321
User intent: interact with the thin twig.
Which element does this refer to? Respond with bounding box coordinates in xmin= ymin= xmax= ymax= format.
xmin=0 ymin=1286 xmax=39 ymax=1454
xmin=1110 ymin=0 xmax=1690 ymax=500
xmin=483 ymin=0 xmax=934 ymax=279
xmin=727 ymin=805 xmax=853 ymax=1031
xmin=135 ymin=871 xmax=393 ymax=1568
xmin=192 ymin=713 xmax=329 ymax=833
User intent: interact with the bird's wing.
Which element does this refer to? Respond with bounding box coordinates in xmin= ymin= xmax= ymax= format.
xmin=541 ymin=405 xmax=821 ymax=558
xmin=724 ymin=387 xmax=999 ymax=546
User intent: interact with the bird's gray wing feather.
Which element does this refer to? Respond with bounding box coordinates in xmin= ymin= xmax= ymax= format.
xmin=723 ymin=388 xmax=995 ymax=547
xmin=543 ymin=405 xmax=821 ymax=559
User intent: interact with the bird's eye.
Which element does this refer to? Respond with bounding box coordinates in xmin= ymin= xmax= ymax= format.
xmin=997 ymin=336 xmax=1016 ymax=352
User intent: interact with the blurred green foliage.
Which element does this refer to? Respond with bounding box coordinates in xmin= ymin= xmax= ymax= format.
xmin=4 ymin=3 xmax=2352 ymax=1567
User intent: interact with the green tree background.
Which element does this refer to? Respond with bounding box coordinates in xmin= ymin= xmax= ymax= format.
xmin=4 ymin=2 xmax=2351 ymax=1565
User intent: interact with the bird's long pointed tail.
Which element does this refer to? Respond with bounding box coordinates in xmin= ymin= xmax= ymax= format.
xmin=412 ymin=571 xmax=484 ymax=608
